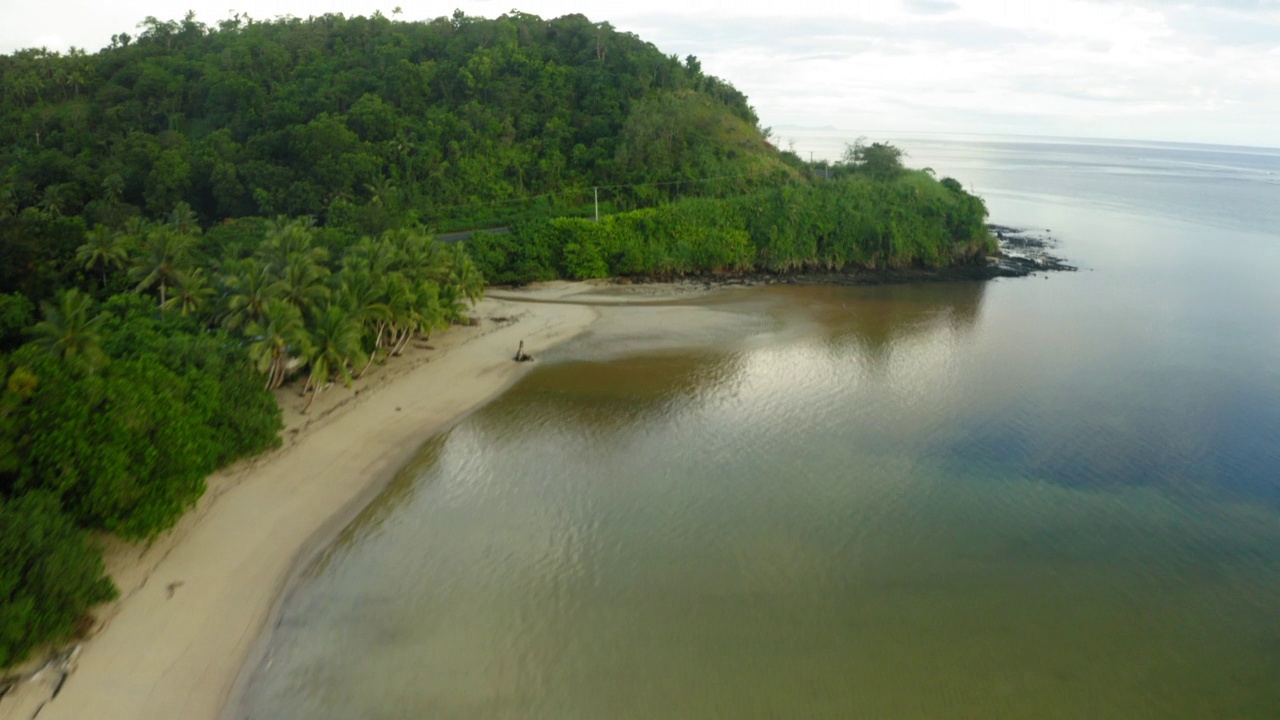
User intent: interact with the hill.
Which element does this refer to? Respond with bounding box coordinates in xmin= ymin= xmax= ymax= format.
xmin=0 ymin=10 xmax=798 ymax=299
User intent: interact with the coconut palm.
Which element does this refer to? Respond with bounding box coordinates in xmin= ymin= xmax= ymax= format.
xmin=245 ymin=300 xmax=309 ymax=390
xmin=220 ymin=258 xmax=281 ymax=331
xmin=341 ymin=235 xmax=394 ymax=277
xmin=364 ymin=176 xmax=397 ymax=208
xmin=29 ymin=288 xmax=108 ymax=373
xmin=39 ymin=184 xmax=69 ymax=217
xmin=129 ymin=225 xmax=195 ymax=306
xmin=437 ymin=281 xmax=468 ymax=325
xmin=162 ymin=267 xmax=215 ymax=318
xmin=276 ymin=252 xmax=331 ymax=318
xmin=258 ymin=216 xmax=326 ymax=274
xmin=301 ymin=302 xmax=364 ymax=412
xmin=119 ymin=216 xmax=153 ymax=244
xmin=379 ymin=272 xmax=418 ymax=355
xmin=412 ymin=280 xmax=447 ymax=340
xmin=393 ymin=228 xmax=447 ymax=279
xmin=101 ymin=173 xmax=125 ymax=205
xmin=449 ymin=244 xmax=485 ymax=305
xmin=334 ymin=267 xmax=390 ymax=377
xmin=166 ymin=201 xmax=200 ymax=235
xmin=76 ymin=224 xmax=131 ymax=287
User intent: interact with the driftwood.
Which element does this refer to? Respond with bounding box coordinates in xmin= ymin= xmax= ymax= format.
xmin=513 ymin=340 xmax=533 ymax=362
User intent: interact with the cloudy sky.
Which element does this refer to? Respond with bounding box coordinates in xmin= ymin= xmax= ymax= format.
xmin=4 ymin=0 xmax=1279 ymax=147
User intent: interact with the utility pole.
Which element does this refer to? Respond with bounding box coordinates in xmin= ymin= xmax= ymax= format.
xmin=593 ymin=186 xmax=599 ymax=222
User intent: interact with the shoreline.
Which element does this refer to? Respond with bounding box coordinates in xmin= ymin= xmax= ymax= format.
xmin=0 ymin=263 xmax=1051 ymax=719
xmin=486 ymin=228 xmax=1076 ymax=298
xmin=0 ymin=293 xmax=600 ymax=720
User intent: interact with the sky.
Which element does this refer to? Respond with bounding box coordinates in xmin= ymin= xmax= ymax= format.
xmin=3 ymin=0 xmax=1279 ymax=147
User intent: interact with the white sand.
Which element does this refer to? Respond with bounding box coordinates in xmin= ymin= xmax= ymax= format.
xmin=0 ymin=294 xmax=599 ymax=720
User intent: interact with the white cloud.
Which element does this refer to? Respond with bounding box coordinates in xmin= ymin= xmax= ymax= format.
xmin=1 ymin=0 xmax=1277 ymax=146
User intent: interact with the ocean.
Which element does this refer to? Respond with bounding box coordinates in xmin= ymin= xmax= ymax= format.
xmin=237 ymin=134 xmax=1280 ymax=719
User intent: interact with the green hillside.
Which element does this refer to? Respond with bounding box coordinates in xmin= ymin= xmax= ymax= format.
xmin=0 ymin=10 xmax=798 ymax=298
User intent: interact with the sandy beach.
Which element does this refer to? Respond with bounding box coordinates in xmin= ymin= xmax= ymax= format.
xmin=0 ymin=288 xmax=611 ymax=720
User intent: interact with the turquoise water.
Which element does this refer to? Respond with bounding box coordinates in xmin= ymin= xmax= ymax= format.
xmin=237 ymin=138 xmax=1280 ymax=719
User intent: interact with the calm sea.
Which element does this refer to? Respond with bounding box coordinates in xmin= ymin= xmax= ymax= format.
xmin=237 ymin=135 xmax=1280 ymax=719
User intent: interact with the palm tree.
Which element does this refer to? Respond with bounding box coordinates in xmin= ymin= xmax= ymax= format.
xmin=334 ymin=268 xmax=390 ymax=377
xmin=276 ymin=253 xmax=331 ymax=318
xmin=259 ymin=216 xmax=326 ymax=275
xmin=119 ymin=215 xmax=153 ymax=246
xmin=221 ymin=258 xmax=281 ymax=331
xmin=29 ymin=288 xmax=108 ymax=373
xmin=438 ymin=281 xmax=467 ymax=325
xmin=76 ymin=224 xmax=131 ymax=287
xmin=449 ymin=244 xmax=485 ymax=306
xmin=162 ymin=267 xmax=215 ymax=318
xmin=167 ymin=201 xmax=200 ymax=235
xmin=341 ymin=235 xmax=394 ymax=277
xmin=379 ymin=272 xmax=418 ymax=356
xmin=386 ymin=228 xmax=447 ymax=281
xmin=39 ymin=184 xmax=68 ymax=217
xmin=301 ymin=303 xmax=363 ymax=412
xmin=413 ymin=280 xmax=447 ymax=338
xmin=245 ymin=300 xmax=308 ymax=390
xmin=364 ymin=176 xmax=397 ymax=208
xmin=129 ymin=226 xmax=195 ymax=307
xmin=101 ymin=173 xmax=125 ymax=205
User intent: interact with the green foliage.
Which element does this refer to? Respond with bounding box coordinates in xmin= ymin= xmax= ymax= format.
xmin=28 ymin=288 xmax=108 ymax=373
xmin=466 ymin=225 xmax=561 ymax=285
xmin=613 ymin=90 xmax=798 ymax=206
xmin=840 ymin=139 xmax=907 ymax=181
xmin=3 ymin=296 xmax=282 ymax=540
xmin=0 ymin=293 xmax=34 ymax=351
xmin=0 ymin=492 xmax=117 ymax=668
xmin=0 ymin=10 xmax=781 ymax=296
xmin=302 ymin=303 xmax=363 ymax=410
xmin=476 ymin=171 xmax=994 ymax=283
xmin=0 ymin=211 xmax=87 ymax=302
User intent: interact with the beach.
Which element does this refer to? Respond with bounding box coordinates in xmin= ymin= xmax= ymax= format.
xmin=0 ymin=289 xmax=608 ymax=720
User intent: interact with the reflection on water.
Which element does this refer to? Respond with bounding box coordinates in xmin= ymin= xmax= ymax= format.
xmin=240 ymin=275 xmax=1280 ymax=719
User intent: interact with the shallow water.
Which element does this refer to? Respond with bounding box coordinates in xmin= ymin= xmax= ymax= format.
xmin=238 ymin=138 xmax=1280 ymax=719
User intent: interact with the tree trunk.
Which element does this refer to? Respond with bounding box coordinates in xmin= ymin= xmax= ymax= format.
xmin=303 ymin=376 xmax=323 ymax=413
xmin=358 ymin=324 xmax=386 ymax=378
xmin=392 ymin=330 xmax=413 ymax=356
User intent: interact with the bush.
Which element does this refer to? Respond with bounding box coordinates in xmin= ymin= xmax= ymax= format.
xmin=481 ymin=172 xmax=993 ymax=281
xmin=6 ymin=297 xmax=282 ymax=540
xmin=0 ymin=492 xmax=117 ymax=668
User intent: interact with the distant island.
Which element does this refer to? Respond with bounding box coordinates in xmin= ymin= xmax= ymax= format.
xmin=0 ymin=9 xmax=997 ymax=675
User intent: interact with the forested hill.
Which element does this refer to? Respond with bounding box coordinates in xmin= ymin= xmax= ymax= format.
xmin=1 ymin=10 xmax=797 ymax=297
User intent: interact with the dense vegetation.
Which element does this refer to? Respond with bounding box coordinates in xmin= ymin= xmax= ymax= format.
xmin=0 ymin=9 xmax=992 ymax=669
xmin=472 ymin=146 xmax=994 ymax=284
xmin=0 ymin=9 xmax=789 ymax=302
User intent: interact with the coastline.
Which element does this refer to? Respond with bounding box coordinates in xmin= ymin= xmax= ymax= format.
xmin=0 ymin=292 xmax=599 ymax=720
xmin=0 ymin=264 xmax=1046 ymax=720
